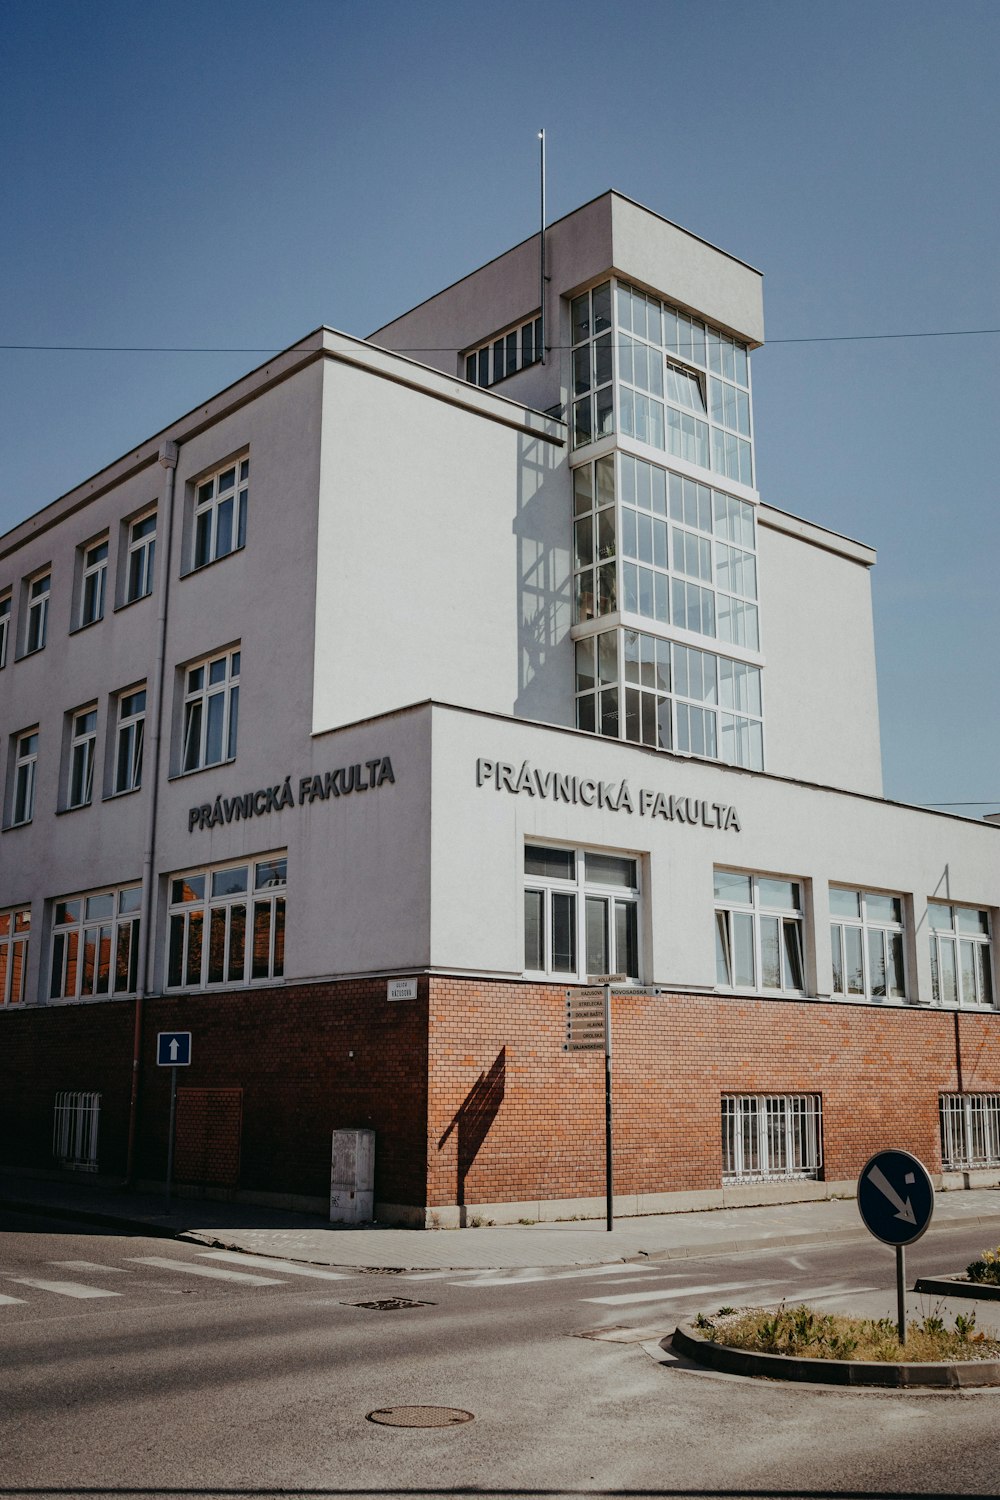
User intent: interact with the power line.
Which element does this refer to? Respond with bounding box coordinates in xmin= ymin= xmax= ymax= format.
xmin=0 ymin=327 xmax=998 ymax=354
xmin=915 ymin=801 xmax=1000 ymax=808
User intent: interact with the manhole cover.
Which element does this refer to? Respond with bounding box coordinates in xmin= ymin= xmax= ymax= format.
xmin=350 ymin=1297 xmax=434 ymax=1311
xmin=367 ymin=1406 xmax=474 ymax=1428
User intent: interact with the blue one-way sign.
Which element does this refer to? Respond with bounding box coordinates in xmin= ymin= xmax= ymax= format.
xmin=156 ymin=1031 xmax=192 ymax=1067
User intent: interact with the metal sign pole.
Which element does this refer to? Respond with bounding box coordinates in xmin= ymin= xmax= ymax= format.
xmin=604 ymin=983 xmax=613 ymax=1232
xmin=896 ymin=1244 xmax=906 ymax=1346
xmin=165 ymin=1065 xmax=178 ymax=1206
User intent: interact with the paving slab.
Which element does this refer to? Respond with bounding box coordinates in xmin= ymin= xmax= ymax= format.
xmin=5 ymin=1171 xmax=1000 ymax=1272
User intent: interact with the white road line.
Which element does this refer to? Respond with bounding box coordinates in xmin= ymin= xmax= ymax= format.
xmin=197 ymin=1251 xmax=351 ymax=1280
xmin=5 ymin=1278 xmax=122 ymax=1300
xmin=0 ymin=1294 xmax=28 ymax=1306
xmin=583 ymin=1279 xmax=883 ymax=1307
xmin=50 ymin=1260 xmax=130 ymax=1274
xmin=126 ymin=1257 xmax=285 ymax=1286
xmin=444 ymin=1264 xmax=659 ymax=1287
xmin=403 ymin=1270 xmax=503 ymax=1281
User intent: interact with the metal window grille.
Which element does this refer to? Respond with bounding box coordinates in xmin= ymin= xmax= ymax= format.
xmin=721 ymin=1094 xmax=822 ymax=1183
xmin=940 ymin=1093 xmax=1000 ymax=1169
xmin=53 ymin=1091 xmax=101 ymax=1171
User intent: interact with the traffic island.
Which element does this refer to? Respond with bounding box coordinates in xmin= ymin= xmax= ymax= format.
xmin=915 ymin=1275 xmax=1000 ymax=1301
xmin=671 ymin=1317 xmax=1000 ymax=1390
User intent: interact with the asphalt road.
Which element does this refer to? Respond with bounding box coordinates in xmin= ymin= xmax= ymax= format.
xmin=2 ymin=1209 xmax=1000 ymax=1499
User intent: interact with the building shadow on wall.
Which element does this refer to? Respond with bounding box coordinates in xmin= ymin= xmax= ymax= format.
xmin=437 ymin=1048 xmax=506 ymax=1226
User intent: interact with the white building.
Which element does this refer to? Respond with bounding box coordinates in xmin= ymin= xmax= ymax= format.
xmin=0 ymin=192 xmax=996 ymax=1225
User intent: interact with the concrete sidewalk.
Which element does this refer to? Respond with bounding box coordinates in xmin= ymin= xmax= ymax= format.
xmin=6 ymin=1171 xmax=1000 ymax=1271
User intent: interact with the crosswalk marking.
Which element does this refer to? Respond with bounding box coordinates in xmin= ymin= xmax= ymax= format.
xmin=198 ymin=1251 xmax=351 ymax=1280
xmin=583 ymin=1278 xmax=883 ymax=1307
xmin=5 ymin=1277 xmax=122 ymax=1300
xmin=0 ymin=1294 xmax=28 ymax=1306
xmin=50 ymin=1260 xmax=130 ymax=1274
xmin=126 ymin=1256 xmax=286 ymax=1286
xmin=435 ymin=1263 xmax=658 ymax=1288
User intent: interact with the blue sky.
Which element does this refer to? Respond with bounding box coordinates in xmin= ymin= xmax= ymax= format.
xmin=2 ymin=0 xmax=997 ymax=812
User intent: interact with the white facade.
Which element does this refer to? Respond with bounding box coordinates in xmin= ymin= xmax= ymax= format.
xmin=0 ymin=191 xmax=994 ymax=1028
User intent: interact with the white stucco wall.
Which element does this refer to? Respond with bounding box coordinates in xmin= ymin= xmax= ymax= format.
xmin=757 ymin=507 xmax=882 ymax=795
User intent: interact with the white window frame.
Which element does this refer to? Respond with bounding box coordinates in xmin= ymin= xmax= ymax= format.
xmin=49 ymin=886 xmax=141 ymax=1001
xmin=79 ymin=537 xmax=108 ymax=627
xmin=67 ymin=706 xmax=97 ymax=809
xmin=928 ymin=903 xmax=994 ymax=1009
xmin=722 ymin=1094 xmax=823 ymax=1183
xmin=940 ymin=1093 xmax=1000 ymax=1170
xmin=464 ymin=314 xmax=543 ymax=388
xmin=523 ymin=843 xmax=641 ymax=982
xmin=24 ymin=570 xmax=50 ymax=654
xmin=166 ymin=855 xmax=287 ymax=990
xmin=113 ymin=686 xmax=146 ymax=795
xmin=0 ymin=592 xmax=10 ymax=668
xmin=714 ymin=871 xmax=806 ymax=995
xmin=192 ymin=457 xmax=248 ymax=570
xmin=124 ymin=510 xmax=156 ymax=603
xmin=181 ymin=648 xmax=240 ymax=773
xmin=830 ymin=887 xmax=907 ymax=1002
xmin=0 ymin=907 xmax=30 ymax=1006
xmin=11 ymin=730 xmax=38 ymax=826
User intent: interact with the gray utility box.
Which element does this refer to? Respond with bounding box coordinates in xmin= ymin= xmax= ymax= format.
xmin=330 ymin=1128 xmax=375 ymax=1223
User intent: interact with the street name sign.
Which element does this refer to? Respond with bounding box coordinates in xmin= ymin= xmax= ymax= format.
xmin=857 ymin=1149 xmax=934 ymax=1246
xmin=157 ymin=1031 xmax=192 ymax=1067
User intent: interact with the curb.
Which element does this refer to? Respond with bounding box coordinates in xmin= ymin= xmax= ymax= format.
xmin=671 ymin=1321 xmax=1000 ymax=1389
xmin=915 ymin=1275 xmax=1000 ymax=1301
xmin=0 ymin=1195 xmax=192 ymax=1242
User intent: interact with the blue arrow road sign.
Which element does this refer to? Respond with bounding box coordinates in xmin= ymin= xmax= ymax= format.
xmin=156 ymin=1031 xmax=192 ymax=1067
xmin=857 ymin=1149 xmax=934 ymax=1246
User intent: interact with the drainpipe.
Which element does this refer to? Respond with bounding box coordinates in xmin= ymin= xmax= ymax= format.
xmin=125 ymin=440 xmax=178 ymax=1184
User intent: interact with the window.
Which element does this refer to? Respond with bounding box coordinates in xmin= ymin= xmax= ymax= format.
xmin=830 ymin=887 xmax=906 ymax=1001
xmin=0 ymin=908 xmax=30 ymax=1006
xmin=124 ymin=511 xmax=156 ymax=603
xmin=940 ymin=1094 xmax=1000 ymax=1170
xmin=571 ymin=282 xmax=614 ymax=448
xmin=79 ymin=538 xmax=108 ymax=627
xmin=714 ymin=872 xmax=805 ymax=994
xmin=67 ymin=707 xmax=97 ymax=808
xmin=464 ymin=314 xmax=543 ymax=388
xmin=722 ymin=1095 xmax=822 ymax=1183
xmin=523 ymin=844 xmax=639 ymax=981
xmin=113 ymin=687 xmax=146 ymax=794
xmin=928 ymin=904 xmax=994 ymax=1008
xmin=167 ymin=856 xmax=286 ymax=989
xmin=0 ymin=593 xmax=10 ymax=668
xmin=53 ymin=1092 xmax=100 ymax=1171
xmin=11 ymin=730 xmax=38 ymax=825
xmin=49 ymin=886 xmax=141 ymax=1001
xmin=181 ymin=648 xmax=239 ymax=772
xmin=193 ymin=458 xmax=248 ymax=569
xmin=24 ymin=571 xmax=50 ymax=653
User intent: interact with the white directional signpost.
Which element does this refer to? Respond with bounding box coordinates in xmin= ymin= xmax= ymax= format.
xmin=157 ymin=1032 xmax=192 ymax=1205
xmin=565 ymin=977 xmax=661 ymax=1231
xmin=857 ymin=1148 xmax=935 ymax=1345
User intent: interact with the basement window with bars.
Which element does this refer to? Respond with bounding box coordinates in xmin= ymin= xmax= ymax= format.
xmin=721 ymin=1094 xmax=823 ymax=1183
xmin=53 ymin=1091 xmax=101 ymax=1171
xmin=940 ymin=1093 xmax=1000 ymax=1170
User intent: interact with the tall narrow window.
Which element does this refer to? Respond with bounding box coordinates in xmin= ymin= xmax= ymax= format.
xmin=114 ymin=687 xmax=146 ymax=794
xmin=714 ymin=871 xmax=805 ymax=994
xmin=125 ymin=512 xmax=156 ymax=603
xmin=67 ymin=707 xmax=97 ymax=808
xmin=50 ymin=887 xmax=140 ymax=1001
xmin=0 ymin=908 xmax=30 ymax=1006
xmin=25 ymin=572 xmax=50 ymax=653
xmin=928 ymin=904 xmax=994 ymax=1008
xmin=0 ymin=593 xmax=10 ymax=668
xmin=523 ymin=844 xmax=639 ymax=981
xmin=830 ymin=888 xmax=906 ymax=1001
xmin=193 ymin=458 xmax=248 ymax=569
xmin=167 ymin=856 xmax=286 ymax=989
xmin=79 ymin=539 xmax=108 ymax=627
xmin=12 ymin=731 xmax=38 ymax=825
xmin=181 ymin=649 xmax=240 ymax=772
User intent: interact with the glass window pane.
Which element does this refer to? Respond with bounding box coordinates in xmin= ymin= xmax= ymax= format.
xmin=868 ymin=929 xmax=887 ymax=997
xmin=866 ymin=893 xmax=901 ymax=925
xmin=585 ymin=897 xmax=609 ymax=977
xmin=208 ymin=908 xmax=226 ymax=983
xmin=524 ymin=890 xmax=544 ymax=970
xmin=252 ymin=901 xmax=273 ymax=979
xmin=845 ymin=926 xmax=864 ymax=994
xmin=552 ymin=892 xmax=576 ymax=973
xmin=714 ymin=870 xmax=752 ymax=905
xmin=829 ymin=888 xmax=861 ymax=919
xmin=758 ymin=879 xmax=799 ymax=912
xmin=186 ymin=911 xmax=203 ymax=987
xmin=760 ymin=915 xmax=781 ymax=989
xmin=733 ymin=912 xmax=754 ymax=986
xmin=957 ymin=907 xmax=989 ymax=936
xmin=939 ymin=939 xmax=957 ymax=1005
xmin=228 ymin=903 xmax=246 ymax=982
xmin=212 ymin=866 xmax=248 ymax=898
xmin=783 ymin=920 xmax=805 ymax=991
xmin=716 ymin=912 xmax=732 ymax=985
xmin=524 ymin=846 xmax=575 ymax=880
xmin=585 ymin=853 xmax=636 ymax=889
xmin=615 ymin=900 xmax=638 ymax=978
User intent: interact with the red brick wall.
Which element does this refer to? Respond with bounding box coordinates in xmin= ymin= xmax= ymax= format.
xmin=426 ymin=980 xmax=1000 ymax=1206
